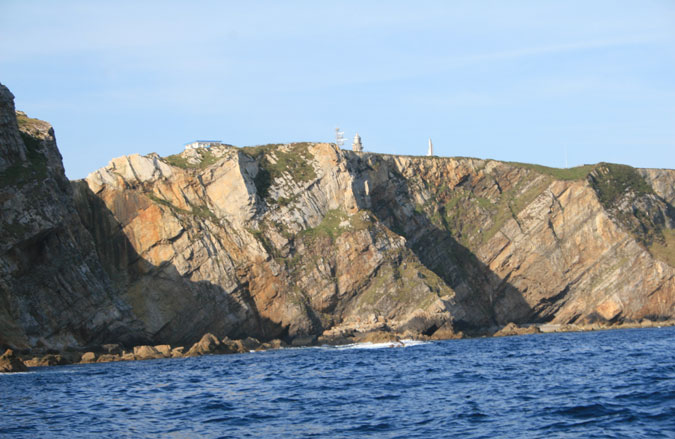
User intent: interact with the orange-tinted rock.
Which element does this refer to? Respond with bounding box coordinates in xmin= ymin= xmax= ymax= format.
xmin=96 ymin=354 xmax=121 ymax=363
xmin=186 ymin=333 xmax=223 ymax=357
xmin=34 ymin=354 xmax=69 ymax=366
xmin=430 ymin=323 xmax=463 ymax=340
xmin=494 ymin=322 xmax=541 ymax=337
xmin=0 ymin=349 xmax=28 ymax=372
xmin=154 ymin=345 xmax=172 ymax=358
xmin=80 ymin=352 xmax=96 ymax=363
xmin=170 ymin=346 xmax=185 ymax=358
xmin=133 ymin=345 xmax=163 ymax=360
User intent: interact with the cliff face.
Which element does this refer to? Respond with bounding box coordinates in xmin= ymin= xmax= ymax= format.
xmin=1 ymin=82 xmax=674 ymax=351
xmin=73 ymin=141 xmax=675 ymax=345
xmin=357 ymin=157 xmax=674 ymax=326
xmin=0 ymin=84 xmax=140 ymax=350
xmin=73 ymin=144 xmax=461 ymax=346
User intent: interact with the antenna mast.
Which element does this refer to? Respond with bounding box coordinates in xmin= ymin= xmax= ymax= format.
xmin=335 ymin=127 xmax=345 ymax=148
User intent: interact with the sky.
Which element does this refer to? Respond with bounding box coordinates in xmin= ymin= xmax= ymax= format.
xmin=1 ymin=1 xmax=674 ymax=179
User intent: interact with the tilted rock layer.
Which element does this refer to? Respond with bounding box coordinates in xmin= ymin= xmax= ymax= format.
xmin=0 ymin=84 xmax=141 ymax=350
xmin=1 ymin=83 xmax=674 ymax=351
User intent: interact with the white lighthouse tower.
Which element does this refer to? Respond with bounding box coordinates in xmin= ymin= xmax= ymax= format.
xmin=427 ymin=138 xmax=433 ymax=156
xmin=352 ymin=133 xmax=363 ymax=152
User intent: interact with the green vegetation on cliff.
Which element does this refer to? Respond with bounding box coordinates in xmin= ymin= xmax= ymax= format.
xmin=414 ymin=172 xmax=551 ymax=249
xmin=241 ymin=143 xmax=317 ymax=198
xmin=649 ymin=229 xmax=675 ymax=267
xmin=588 ymin=163 xmax=654 ymax=208
xmin=508 ymin=162 xmax=595 ymax=181
xmin=300 ymin=209 xmax=371 ymax=243
xmin=358 ymin=258 xmax=444 ymax=312
xmin=588 ymin=163 xmax=663 ymax=247
xmin=146 ymin=193 xmax=217 ymax=221
xmin=164 ymin=148 xmax=221 ymax=169
xmin=0 ymin=132 xmax=48 ymax=187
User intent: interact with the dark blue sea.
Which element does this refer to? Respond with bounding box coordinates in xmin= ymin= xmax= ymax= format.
xmin=2 ymin=327 xmax=674 ymax=438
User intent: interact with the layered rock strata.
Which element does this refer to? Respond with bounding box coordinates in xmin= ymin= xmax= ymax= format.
xmin=0 ymin=84 xmax=141 ymax=351
xmin=1 ymin=82 xmax=674 ymax=357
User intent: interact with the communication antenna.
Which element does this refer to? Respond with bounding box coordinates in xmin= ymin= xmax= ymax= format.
xmin=335 ymin=127 xmax=345 ymax=148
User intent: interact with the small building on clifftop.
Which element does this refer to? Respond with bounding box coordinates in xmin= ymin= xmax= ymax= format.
xmin=184 ymin=140 xmax=221 ymax=150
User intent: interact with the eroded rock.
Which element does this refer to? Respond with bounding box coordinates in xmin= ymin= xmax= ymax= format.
xmin=186 ymin=333 xmax=223 ymax=357
xmin=133 ymin=345 xmax=164 ymax=360
xmin=494 ymin=322 xmax=541 ymax=337
xmin=0 ymin=349 xmax=28 ymax=372
xmin=96 ymin=354 xmax=121 ymax=363
xmin=80 ymin=352 xmax=96 ymax=363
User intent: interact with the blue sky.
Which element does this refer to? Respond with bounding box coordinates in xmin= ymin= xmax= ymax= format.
xmin=1 ymin=1 xmax=674 ymax=179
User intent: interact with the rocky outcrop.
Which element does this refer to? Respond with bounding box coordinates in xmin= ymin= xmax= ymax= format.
xmin=639 ymin=168 xmax=675 ymax=205
xmin=185 ymin=333 xmax=227 ymax=357
xmin=493 ymin=322 xmax=541 ymax=337
xmin=31 ymin=354 xmax=69 ymax=367
xmin=133 ymin=345 xmax=164 ymax=360
xmin=80 ymin=352 xmax=96 ymax=363
xmin=0 ymin=83 xmax=141 ymax=352
xmin=0 ymin=349 xmax=27 ymax=372
xmin=1 ymin=82 xmax=673 ymax=356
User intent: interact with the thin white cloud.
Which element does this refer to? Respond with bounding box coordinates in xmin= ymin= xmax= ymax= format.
xmin=458 ymin=34 xmax=666 ymax=65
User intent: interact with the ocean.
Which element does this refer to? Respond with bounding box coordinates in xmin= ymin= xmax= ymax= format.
xmin=2 ymin=327 xmax=674 ymax=438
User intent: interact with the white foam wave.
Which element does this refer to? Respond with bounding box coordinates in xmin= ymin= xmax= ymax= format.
xmin=332 ymin=339 xmax=428 ymax=350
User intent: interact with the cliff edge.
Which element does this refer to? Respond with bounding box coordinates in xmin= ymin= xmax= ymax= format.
xmin=0 ymin=84 xmax=142 ymax=350
xmin=1 ymin=83 xmax=673 ymax=351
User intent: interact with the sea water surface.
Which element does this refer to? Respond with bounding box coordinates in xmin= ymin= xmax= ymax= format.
xmin=2 ymin=327 xmax=674 ymax=438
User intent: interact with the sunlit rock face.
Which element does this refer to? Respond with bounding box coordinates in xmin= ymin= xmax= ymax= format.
xmin=1 ymin=80 xmax=673 ymax=351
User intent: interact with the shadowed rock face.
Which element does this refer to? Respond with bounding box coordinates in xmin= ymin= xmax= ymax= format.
xmin=0 ymin=84 xmax=142 ymax=350
xmin=1 ymin=82 xmax=673 ymax=351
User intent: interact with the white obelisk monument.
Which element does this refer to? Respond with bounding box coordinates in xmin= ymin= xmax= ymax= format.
xmin=427 ymin=138 xmax=433 ymax=156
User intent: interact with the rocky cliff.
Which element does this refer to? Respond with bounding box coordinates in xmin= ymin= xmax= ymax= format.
xmin=1 ymin=83 xmax=674 ymax=352
xmin=73 ymin=143 xmax=461 ymax=346
xmin=0 ymin=84 xmax=141 ymax=350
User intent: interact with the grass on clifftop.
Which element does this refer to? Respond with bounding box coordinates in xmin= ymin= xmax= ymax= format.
xmin=16 ymin=112 xmax=38 ymax=130
xmin=164 ymin=148 xmax=221 ymax=170
xmin=507 ymin=162 xmax=595 ymax=181
xmin=241 ymin=143 xmax=317 ymax=198
xmin=506 ymin=161 xmax=654 ymax=209
xmin=587 ymin=163 xmax=654 ymax=208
